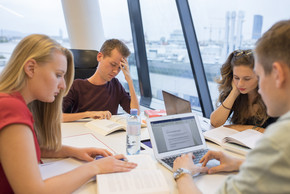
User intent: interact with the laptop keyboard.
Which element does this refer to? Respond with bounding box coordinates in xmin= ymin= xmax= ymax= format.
xmin=161 ymin=149 xmax=209 ymax=168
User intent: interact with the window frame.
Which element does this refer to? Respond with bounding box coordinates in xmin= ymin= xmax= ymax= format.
xmin=127 ymin=0 xmax=213 ymax=117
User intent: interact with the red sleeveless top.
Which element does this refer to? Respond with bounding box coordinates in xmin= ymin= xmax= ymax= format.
xmin=0 ymin=92 xmax=41 ymax=193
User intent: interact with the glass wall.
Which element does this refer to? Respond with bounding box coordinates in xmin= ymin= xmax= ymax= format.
xmin=188 ymin=0 xmax=290 ymax=108
xmin=139 ymin=0 xmax=201 ymax=111
xmin=99 ymin=0 xmax=140 ymax=95
xmin=1 ymin=0 xmax=290 ymax=115
xmin=0 ymin=0 xmax=68 ymax=72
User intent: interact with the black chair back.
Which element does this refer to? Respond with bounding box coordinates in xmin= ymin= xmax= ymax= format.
xmin=70 ymin=49 xmax=99 ymax=79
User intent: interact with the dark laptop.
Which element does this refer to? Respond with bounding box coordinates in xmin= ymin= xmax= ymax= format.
xmin=162 ymin=90 xmax=192 ymax=115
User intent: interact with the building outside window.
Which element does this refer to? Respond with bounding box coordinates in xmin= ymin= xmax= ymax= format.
xmin=99 ymin=0 xmax=140 ymax=95
xmin=188 ymin=0 xmax=290 ymax=108
xmin=1 ymin=0 xmax=289 ymax=113
xmin=0 ymin=0 xmax=68 ymax=72
xmin=140 ymin=0 xmax=202 ymax=112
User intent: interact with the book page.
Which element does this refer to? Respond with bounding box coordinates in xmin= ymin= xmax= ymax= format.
xmin=224 ymin=129 xmax=263 ymax=149
xmin=126 ymin=154 xmax=157 ymax=170
xmin=110 ymin=115 xmax=127 ymax=127
xmin=222 ymin=142 xmax=250 ymax=156
xmin=97 ymin=154 xmax=169 ymax=194
xmin=111 ymin=114 xmax=147 ymax=128
xmin=203 ymin=126 xmax=239 ymax=146
xmin=97 ymin=170 xmax=169 ymax=194
xmin=62 ymin=133 xmax=115 ymax=153
xmin=85 ymin=119 xmax=125 ymax=136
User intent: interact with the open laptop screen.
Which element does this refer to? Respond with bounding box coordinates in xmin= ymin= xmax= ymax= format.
xmin=150 ymin=115 xmax=203 ymax=153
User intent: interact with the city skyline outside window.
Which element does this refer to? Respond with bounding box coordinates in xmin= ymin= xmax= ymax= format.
xmin=0 ymin=0 xmax=289 ymax=113
xmin=188 ymin=0 xmax=290 ymax=107
xmin=140 ymin=0 xmax=202 ymax=111
xmin=0 ymin=0 xmax=68 ymax=70
xmin=0 ymin=0 xmax=140 ymax=96
xmin=98 ymin=0 xmax=140 ymax=95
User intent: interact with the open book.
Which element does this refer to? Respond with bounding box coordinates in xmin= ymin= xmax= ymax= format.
xmin=85 ymin=115 xmax=146 ymax=136
xmin=203 ymin=126 xmax=263 ymax=155
xmin=97 ymin=154 xmax=170 ymax=194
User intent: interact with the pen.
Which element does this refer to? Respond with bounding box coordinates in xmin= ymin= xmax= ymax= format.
xmin=95 ymin=155 xmax=128 ymax=162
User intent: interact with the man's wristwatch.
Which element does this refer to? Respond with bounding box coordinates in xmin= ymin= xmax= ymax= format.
xmin=173 ymin=168 xmax=192 ymax=180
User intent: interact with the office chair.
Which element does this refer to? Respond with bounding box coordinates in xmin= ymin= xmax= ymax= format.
xmin=70 ymin=49 xmax=99 ymax=79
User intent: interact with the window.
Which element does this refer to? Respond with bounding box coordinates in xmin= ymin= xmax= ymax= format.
xmin=0 ymin=0 xmax=68 ymax=72
xmin=139 ymin=0 xmax=201 ymax=111
xmin=99 ymin=0 xmax=140 ymax=95
xmin=188 ymin=0 xmax=290 ymax=108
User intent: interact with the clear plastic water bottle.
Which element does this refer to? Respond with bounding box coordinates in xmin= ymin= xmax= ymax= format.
xmin=126 ymin=109 xmax=141 ymax=155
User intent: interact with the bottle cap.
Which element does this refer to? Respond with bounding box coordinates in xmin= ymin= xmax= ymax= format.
xmin=130 ymin=109 xmax=138 ymax=115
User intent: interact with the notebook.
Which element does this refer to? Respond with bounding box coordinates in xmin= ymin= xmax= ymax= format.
xmin=147 ymin=112 xmax=208 ymax=171
xmin=162 ymin=90 xmax=192 ymax=115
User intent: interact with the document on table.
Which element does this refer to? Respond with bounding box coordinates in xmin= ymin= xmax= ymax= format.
xmin=97 ymin=154 xmax=170 ymax=194
xmin=62 ymin=133 xmax=115 ymax=153
xmin=40 ymin=133 xmax=114 ymax=181
xmin=39 ymin=158 xmax=86 ymax=181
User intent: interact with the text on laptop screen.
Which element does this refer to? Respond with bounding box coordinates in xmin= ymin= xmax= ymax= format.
xmin=150 ymin=116 xmax=203 ymax=153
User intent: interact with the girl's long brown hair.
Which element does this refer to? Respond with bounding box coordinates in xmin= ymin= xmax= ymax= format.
xmin=216 ymin=50 xmax=268 ymax=126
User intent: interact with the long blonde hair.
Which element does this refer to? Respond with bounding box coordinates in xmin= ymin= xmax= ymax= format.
xmin=0 ymin=34 xmax=74 ymax=151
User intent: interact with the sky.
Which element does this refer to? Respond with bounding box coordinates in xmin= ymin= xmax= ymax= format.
xmin=0 ymin=0 xmax=289 ymax=41
xmin=0 ymin=0 xmax=66 ymax=37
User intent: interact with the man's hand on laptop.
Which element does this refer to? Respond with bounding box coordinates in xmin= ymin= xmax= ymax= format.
xmin=173 ymin=153 xmax=209 ymax=176
xmin=199 ymin=150 xmax=244 ymax=174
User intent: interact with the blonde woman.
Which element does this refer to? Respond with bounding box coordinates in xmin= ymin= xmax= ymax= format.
xmin=0 ymin=34 xmax=136 ymax=193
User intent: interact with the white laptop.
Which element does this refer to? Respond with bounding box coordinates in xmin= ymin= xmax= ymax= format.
xmin=147 ymin=112 xmax=209 ymax=171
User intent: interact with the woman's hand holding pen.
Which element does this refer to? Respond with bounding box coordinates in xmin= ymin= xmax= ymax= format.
xmin=60 ymin=146 xmax=137 ymax=175
xmin=94 ymin=154 xmax=137 ymax=174
xmin=68 ymin=147 xmax=113 ymax=162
